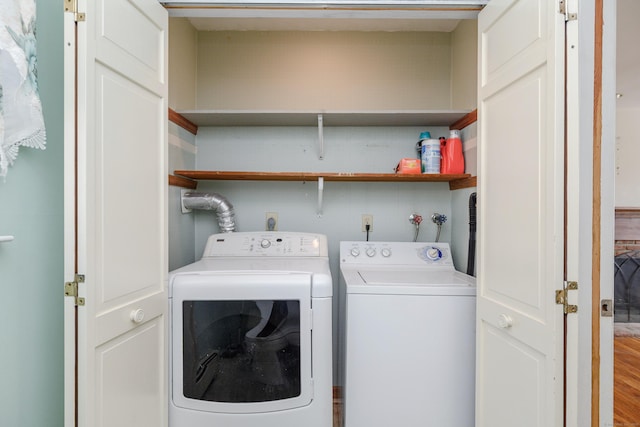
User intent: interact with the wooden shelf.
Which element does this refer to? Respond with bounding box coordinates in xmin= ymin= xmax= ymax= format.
xmin=172 ymin=170 xmax=476 ymax=214
xmin=167 ymin=109 xmax=479 ymax=191
xmin=168 ymin=108 xmax=198 ymax=135
xmin=449 ymin=175 xmax=477 ymax=190
xmin=175 ymin=110 xmax=473 ymax=128
xmin=174 ymin=170 xmax=471 ymax=183
xmin=168 ymin=174 xmax=197 ymax=189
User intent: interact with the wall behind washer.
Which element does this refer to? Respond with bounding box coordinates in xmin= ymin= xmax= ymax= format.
xmin=187 ymin=124 xmax=462 ymax=385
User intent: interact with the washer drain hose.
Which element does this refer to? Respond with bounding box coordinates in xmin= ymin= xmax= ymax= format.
xmin=467 ymin=192 xmax=477 ymax=276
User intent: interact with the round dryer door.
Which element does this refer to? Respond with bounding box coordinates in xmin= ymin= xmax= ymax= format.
xmin=170 ymin=272 xmax=313 ymax=414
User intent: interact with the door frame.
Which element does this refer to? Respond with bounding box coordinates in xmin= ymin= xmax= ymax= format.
xmin=565 ymin=0 xmax=615 ymax=426
xmin=63 ymin=8 xmax=78 ymax=427
xmin=593 ymin=0 xmax=616 ymax=425
xmin=60 ymin=1 xmax=615 ymax=426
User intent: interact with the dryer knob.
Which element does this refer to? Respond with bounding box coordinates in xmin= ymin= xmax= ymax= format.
xmin=350 ymin=248 xmax=361 ymax=257
xmin=260 ymin=239 xmax=271 ymax=249
xmin=366 ymin=248 xmax=377 ymax=257
xmin=381 ymin=248 xmax=392 ymax=257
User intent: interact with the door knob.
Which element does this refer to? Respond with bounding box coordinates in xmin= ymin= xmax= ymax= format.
xmin=130 ymin=309 xmax=145 ymax=324
xmin=498 ymin=314 xmax=513 ymax=329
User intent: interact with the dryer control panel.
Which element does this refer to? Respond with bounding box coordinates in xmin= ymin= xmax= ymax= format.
xmin=203 ymin=232 xmax=328 ymax=257
xmin=340 ymin=241 xmax=454 ymax=267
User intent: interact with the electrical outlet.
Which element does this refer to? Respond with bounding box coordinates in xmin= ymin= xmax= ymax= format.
xmin=362 ymin=214 xmax=373 ymax=232
xmin=266 ymin=212 xmax=278 ymax=231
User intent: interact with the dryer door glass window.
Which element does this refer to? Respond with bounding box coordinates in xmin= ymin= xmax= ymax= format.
xmin=182 ymin=300 xmax=301 ymax=403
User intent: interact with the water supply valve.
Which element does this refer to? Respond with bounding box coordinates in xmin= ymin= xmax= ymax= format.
xmin=409 ymin=213 xmax=423 ymax=225
xmin=431 ymin=213 xmax=447 ymax=242
xmin=431 ymin=213 xmax=447 ymax=225
xmin=409 ymin=213 xmax=423 ymax=242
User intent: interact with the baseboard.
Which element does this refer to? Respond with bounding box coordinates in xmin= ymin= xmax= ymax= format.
xmin=615 ymin=323 xmax=640 ymax=337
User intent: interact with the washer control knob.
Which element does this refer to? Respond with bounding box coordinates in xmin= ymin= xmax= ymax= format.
xmin=381 ymin=248 xmax=392 ymax=258
xmin=260 ymin=239 xmax=271 ymax=249
xmin=366 ymin=248 xmax=377 ymax=257
xmin=350 ymin=248 xmax=361 ymax=257
xmin=426 ymin=247 xmax=442 ymax=260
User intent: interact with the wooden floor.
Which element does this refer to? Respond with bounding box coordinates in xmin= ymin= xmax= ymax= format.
xmin=615 ymin=336 xmax=640 ymax=426
xmin=333 ymin=387 xmax=343 ymax=427
xmin=333 ymin=397 xmax=343 ymax=427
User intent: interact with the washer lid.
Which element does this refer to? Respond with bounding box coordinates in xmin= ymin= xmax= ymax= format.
xmin=358 ymin=270 xmax=474 ymax=287
xmin=343 ymin=268 xmax=476 ymax=296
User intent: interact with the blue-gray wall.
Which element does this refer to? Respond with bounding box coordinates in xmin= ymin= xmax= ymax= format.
xmin=0 ymin=1 xmax=64 ymax=426
xmin=168 ymin=122 xmax=196 ymax=271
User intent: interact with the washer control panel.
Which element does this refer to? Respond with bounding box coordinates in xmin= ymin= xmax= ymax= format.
xmin=203 ymin=232 xmax=328 ymax=257
xmin=340 ymin=241 xmax=454 ymax=267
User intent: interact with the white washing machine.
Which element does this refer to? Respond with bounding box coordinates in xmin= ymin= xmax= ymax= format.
xmin=340 ymin=241 xmax=476 ymax=427
xmin=169 ymin=232 xmax=332 ymax=427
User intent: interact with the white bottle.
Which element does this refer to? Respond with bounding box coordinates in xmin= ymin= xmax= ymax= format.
xmin=421 ymin=139 xmax=441 ymax=174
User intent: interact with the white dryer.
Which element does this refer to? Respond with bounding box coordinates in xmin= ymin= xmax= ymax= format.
xmin=169 ymin=232 xmax=332 ymax=427
xmin=340 ymin=241 xmax=476 ymax=427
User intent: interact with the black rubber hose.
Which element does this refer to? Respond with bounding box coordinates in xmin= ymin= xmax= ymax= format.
xmin=467 ymin=192 xmax=477 ymax=276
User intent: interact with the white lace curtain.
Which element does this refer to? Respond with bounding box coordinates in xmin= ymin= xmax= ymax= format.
xmin=0 ymin=0 xmax=46 ymax=179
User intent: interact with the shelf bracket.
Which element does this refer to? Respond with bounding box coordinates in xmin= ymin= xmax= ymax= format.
xmin=317 ymin=114 xmax=324 ymax=160
xmin=317 ymin=177 xmax=324 ymax=217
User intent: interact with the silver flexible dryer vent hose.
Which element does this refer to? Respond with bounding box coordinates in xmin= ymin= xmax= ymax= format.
xmin=182 ymin=192 xmax=236 ymax=233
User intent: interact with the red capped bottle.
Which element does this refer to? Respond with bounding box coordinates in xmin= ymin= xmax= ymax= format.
xmin=441 ymin=129 xmax=464 ymax=174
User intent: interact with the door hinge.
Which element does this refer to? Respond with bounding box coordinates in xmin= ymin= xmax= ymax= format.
xmin=64 ymin=274 xmax=85 ymax=306
xmin=559 ymin=0 xmax=577 ymax=21
xmin=63 ymin=0 xmax=86 ymax=22
xmin=556 ymin=281 xmax=578 ymax=314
